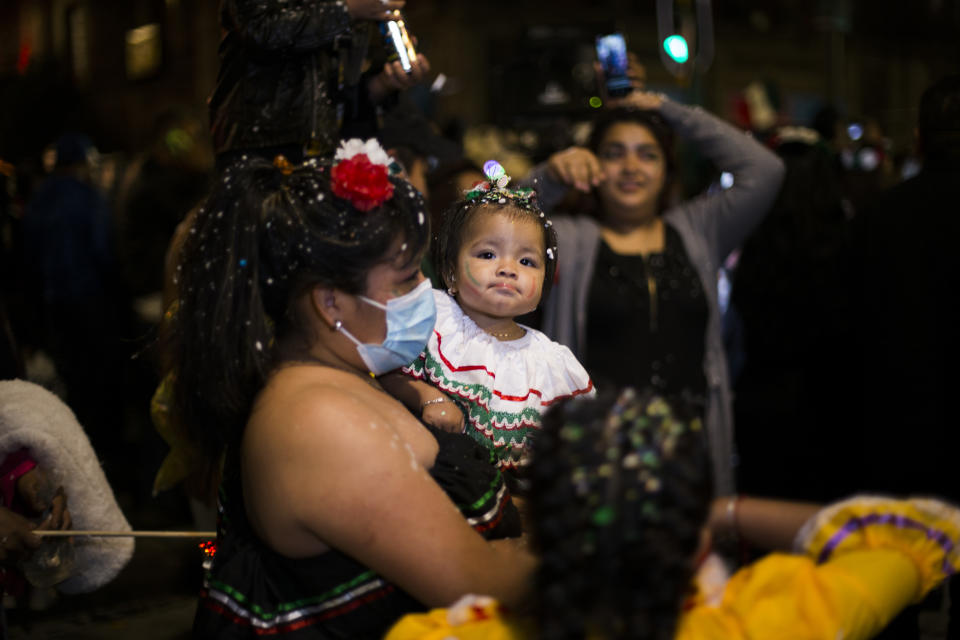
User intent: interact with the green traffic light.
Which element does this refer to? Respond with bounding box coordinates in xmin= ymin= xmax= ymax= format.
xmin=663 ymin=35 xmax=689 ymax=63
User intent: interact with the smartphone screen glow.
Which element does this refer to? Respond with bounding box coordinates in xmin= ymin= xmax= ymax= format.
xmin=387 ymin=20 xmax=414 ymax=72
xmin=596 ymin=33 xmax=631 ymax=96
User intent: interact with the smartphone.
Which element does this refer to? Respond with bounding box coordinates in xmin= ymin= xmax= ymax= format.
xmin=383 ymin=12 xmax=417 ymax=73
xmin=595 ymin=33 xmax=632 ymax=97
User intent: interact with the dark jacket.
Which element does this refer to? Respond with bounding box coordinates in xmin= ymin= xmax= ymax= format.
xmin=22 ymin=174 xmax=117 ymax=304
xmin=848 ymin=151 xmax=960 ymax=502
xmin=210 ymin=0 xmax=377 ymax=158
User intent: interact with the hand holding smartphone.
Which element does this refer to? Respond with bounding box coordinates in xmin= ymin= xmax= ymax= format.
xmin=595 ymin=33 xmax=632 ymax=98
xmin=382 ymin=11 xmax=417 ymax=73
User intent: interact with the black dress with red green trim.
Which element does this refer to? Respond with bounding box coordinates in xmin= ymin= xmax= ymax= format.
xmin=192 ymin=426 xmax=521 ymax=639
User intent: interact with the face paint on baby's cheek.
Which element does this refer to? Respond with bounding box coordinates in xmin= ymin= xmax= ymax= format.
xmin=526 ymin=279 xmax=542 ymax=301
xmin=463 ymin=262 xmax=482 ymax=288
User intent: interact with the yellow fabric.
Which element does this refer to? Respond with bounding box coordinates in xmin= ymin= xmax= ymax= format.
xmin=385 ymin=597 xmax=529 ymax=640
xmin=796 ymin=496 xmax=960 ymax=597
xmin=150 ymin=371 xmax=199 ymax=494
xmin=150 ymin=300 xmax=196 ymax=495
xmin=386 ymin=498 xmax=957 ymax=640
xmin=676 ymin=549 xmax=919 ymax=640
xmin=387 ymin=551 xmax=919 ymax=640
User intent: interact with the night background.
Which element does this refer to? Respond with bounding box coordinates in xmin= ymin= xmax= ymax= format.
xmin=0 ymin=1 xmax=959 ymax=637
xmin=2 ymin=1 xmax=958 ymax=164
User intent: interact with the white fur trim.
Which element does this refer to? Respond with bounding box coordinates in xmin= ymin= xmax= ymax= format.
xmin=0 ymin=379 xmax=134 ymax=593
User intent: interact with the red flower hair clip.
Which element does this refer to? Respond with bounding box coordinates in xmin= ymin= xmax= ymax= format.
xmin=330 ymin=138 xmax=395 ymax=212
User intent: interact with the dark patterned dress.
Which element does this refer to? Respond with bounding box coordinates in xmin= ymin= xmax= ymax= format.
xmin=585 ymin=225 xmax=708 ymax=411
xmin=192 ymin=426 xmax=520 ymax=639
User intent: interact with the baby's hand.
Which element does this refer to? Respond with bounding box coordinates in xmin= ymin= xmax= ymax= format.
xmin=421 ymin=398 xmax=465 ymax=433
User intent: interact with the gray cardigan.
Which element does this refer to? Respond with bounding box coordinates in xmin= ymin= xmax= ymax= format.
xmin=534 ymin=100 xmax=785 ymax=495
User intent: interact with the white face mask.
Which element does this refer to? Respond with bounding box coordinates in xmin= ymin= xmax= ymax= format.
xmin=336 ymin=279 xmax=436 ymax=375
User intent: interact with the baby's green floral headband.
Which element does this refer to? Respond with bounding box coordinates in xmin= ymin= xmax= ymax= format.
xmin=464 ymin=160 xmax=539 ymax=211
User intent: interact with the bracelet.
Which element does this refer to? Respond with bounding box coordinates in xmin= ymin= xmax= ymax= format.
xmin=421 ymin=396 xmax=449 ymax=409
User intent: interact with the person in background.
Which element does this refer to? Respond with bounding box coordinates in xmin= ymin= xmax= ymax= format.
xmin=386 ymin=388 xmax=960 ymax=640
xmin=418 ymin=157 xmax=485 ymax=288
xmin=530 ymin=90 xmax=784 ymax=496
xmin=20 ymin=134 xmax=128 ymax=489
xmin=210 ymin=0 xmax=431 ymax=168
xmin=378 ymin=97 xmax=462 ymax=199
xmin=730 ymin=126 xmax=855 ymax=503
xmin=116 ymin=106 xmax=214 ymax=313
xmin=0 ymin=449 xmax=71 ymax=613
xmin=0 ymin=379 xmax=134 ymax=625
xmin=171 ymin=142 xmax=534 ymax=638
xmin=376 ymin=97 xmax=470 ymax=287
xmin=847 ymin=73 xmax=960 ymax=505
xmin=426 ymin=157 xmax=485 ymax=223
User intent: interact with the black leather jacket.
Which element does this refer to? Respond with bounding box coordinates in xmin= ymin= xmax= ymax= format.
xmin=210 ymin=0 xmax=375 ymax=159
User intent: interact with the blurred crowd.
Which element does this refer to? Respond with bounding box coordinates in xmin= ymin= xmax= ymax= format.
xmin=0 ymin=1 xmax=958 ymax=637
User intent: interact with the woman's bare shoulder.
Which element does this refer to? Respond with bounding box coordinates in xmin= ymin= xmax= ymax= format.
xmin=247 ymin=367 xmax=388 ymax=448
xmin=242 ymin=368 xmax=412 ymax=511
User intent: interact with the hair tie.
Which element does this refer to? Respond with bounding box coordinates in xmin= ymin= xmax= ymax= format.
xmin=273 ymin=155 xmax=294 ymax=176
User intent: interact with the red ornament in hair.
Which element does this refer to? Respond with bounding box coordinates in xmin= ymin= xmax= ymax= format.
xmin=330 ymin=138 xmax=395 ymax=212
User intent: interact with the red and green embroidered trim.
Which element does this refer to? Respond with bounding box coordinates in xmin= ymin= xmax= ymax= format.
xmin=200 ymin=569 xmax=395 ymax=632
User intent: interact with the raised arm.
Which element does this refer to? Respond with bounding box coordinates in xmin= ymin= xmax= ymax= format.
xmin=224 ymin=0 xmax=404 ymax=53
xmin=655 ymin=97 xmax=785 ymax=262
xmin=522 ymin=148 xmax=602 ymax=215
xmin=243 ymin=384 xmax=534 ymax=608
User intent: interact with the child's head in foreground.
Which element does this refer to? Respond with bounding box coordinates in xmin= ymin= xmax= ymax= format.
xmin=529 ymin=387 xmax=713 ymax=640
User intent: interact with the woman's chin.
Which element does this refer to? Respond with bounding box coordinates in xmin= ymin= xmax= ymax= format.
xmin=599 ymin=193 xmax=655 ymax=218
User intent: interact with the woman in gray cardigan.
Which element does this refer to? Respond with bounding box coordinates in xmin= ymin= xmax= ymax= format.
xmin=531 ymin=92 xmax=784 ymax=495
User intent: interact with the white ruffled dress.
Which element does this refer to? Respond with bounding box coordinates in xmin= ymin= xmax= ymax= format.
xmin=402 ymin=291 xmax=595 ymax=470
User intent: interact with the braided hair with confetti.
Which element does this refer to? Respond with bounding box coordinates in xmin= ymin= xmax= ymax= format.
xmin=434 ymin=160 xmax=559 ymax=300
xmin=168 ymin=148 xmax=429 ymax=458
xmin=528 ymin=388 xmax=713 ymax=640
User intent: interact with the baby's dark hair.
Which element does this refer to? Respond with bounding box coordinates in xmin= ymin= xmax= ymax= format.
xmin=434 ymin=194 xmax=559 ymax=303
xmin=169 ymin=155 xmax=429 ymax=458
xmin=529 ymin=388 xmax=713 ymax=640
